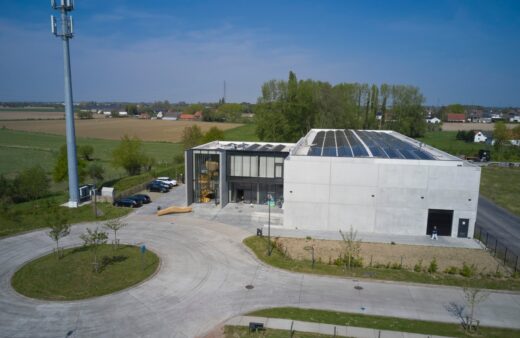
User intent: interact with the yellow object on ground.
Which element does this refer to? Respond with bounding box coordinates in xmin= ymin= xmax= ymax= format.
xmin=157 ymin=206 xmax=193 ymax=216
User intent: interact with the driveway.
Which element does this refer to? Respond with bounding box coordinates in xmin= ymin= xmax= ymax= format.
xmin=1 ymin=187 xmax=520 ymax=337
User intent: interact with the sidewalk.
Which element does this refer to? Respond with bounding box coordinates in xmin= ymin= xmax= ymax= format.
xmin=226 ymin=316 xmax=454 ymax=338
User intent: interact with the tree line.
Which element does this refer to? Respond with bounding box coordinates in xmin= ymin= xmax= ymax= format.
xmin=255 ymin=71 xmax=427 ymax=142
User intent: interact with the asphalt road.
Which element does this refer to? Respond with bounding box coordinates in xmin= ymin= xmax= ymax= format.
xmin=1 ymin=189 xmax=520 ymax=337
xmin=476 ymin=196 xmax=520 ymax=256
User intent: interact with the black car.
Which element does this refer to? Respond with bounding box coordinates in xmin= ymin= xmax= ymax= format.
xmin=128 ymin=194 xmax=151 ymax=204
xmin=151 ymin=180 xmax=171 ymax=189
xmin=113 ymin=198 xmax=142 ymax=208
xmin=147 ymin=182 xmax=169 ymax=193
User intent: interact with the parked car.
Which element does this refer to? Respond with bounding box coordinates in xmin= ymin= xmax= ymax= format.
xmin=128 ymin=194 xmax=151 ymax=204
xmin=156 ymin=176 xmax=177 ymax=187
xmin=147 ymin=181 xmax=170 ymax=193
xmin=113 ymin=198 xmax=142 ymax=208
xmin=151 ymin=180 xmax=172 ymax=189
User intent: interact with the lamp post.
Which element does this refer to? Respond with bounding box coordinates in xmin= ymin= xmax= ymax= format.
xmin=267 ymin=193 xmax=272 ymax=256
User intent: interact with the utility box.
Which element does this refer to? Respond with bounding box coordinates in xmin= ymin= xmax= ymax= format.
xmin=101 ymin=187 xmax=114 ymax=203
xmin=79 ymin=184 xmax=93 ymax=202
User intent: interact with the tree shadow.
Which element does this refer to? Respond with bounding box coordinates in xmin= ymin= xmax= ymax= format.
xmin=444 ymin=302 xmax=466 ymax=326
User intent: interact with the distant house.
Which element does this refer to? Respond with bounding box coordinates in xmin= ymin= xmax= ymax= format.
xmin=510 ymin=116 xmax=520 ymax=123
xmin=162 ymin=111 xmax=181 ymax=121
xmin=138 ymin=112 xmax=151 ymax=119
xmin=103 ymin=111 xmax=111 ymax=117
xmin=474 ymin=131 xmax=489 ymax=143
xmin=447 ymin=113 xmax=466 ymax=123
xmin=118 ymin=111 xmax=128 ymax=117
xmin=426 ymin=117 xmax=441 ymax=124
xmin=179 ymin=114 xmax=196 ymax=121
xmin=193 ymin=111 xmax=203 ymax=120
xmin=156 ymin=111 xmax=164 ymax=119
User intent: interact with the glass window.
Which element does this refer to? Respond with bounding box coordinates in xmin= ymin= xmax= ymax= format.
xmin=266 ymin=157 xmax=275 ymax=177
xmin=242 ymin=156 xmax=251 ymax=177
xmin=234 ymin=155 xmax=242 ymax=176
xmin=250 ymin=156 xmax=258 ymax=177
xmin=230 ymin=156 xmax=235 ymax=176
xmin=275 ymin=164 xmax=283 ymax=178
xmin=275 ymin=157 xmax=284 ymax=163
xmin=259 ymin=157 xmax=267 ymax=177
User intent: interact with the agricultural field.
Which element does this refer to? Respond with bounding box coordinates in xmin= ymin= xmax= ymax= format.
xmin=0 ymin=111 xmax=67 ymax=120
xmin=442 ymin=122 xmax=516 ymax=131
xmin=0 ymin=128 xmax=183 ymax=182
xmin=418 ymin=131 xmax=487 ymax=157
xmin=0 ymin=118 xmax=242 ymax=142
xmin=481 ymin=166 xmax=520 ymax=216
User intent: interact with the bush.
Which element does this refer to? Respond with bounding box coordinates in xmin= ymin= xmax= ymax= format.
xmin=11 ymin=166 xmax=50 ymax=203
xmin=460 ymin=262 xmax=477 ymax=277
xmin=444 ymin=266 xmax=458 ymax=275
xmin=428 ymin=258 xmax=438 ymax=273
xmin=390 ymin=262 xmax=402 ymax=270
xmin=414 ymin=259 xmax=423 ymax=272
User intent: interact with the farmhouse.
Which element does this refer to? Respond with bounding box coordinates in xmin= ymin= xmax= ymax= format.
xmin=185 ymin=129 xmax=481 ymax=239
xmin=446 ymin=113 xmax=466 ymax=123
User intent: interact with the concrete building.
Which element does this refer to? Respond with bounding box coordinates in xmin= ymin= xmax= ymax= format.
xmin=186 ymin=129 xmax=481 ymax=238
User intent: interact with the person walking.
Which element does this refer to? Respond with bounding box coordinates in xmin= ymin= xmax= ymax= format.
xmin=431 ymin=226 xmax=438 ymax=240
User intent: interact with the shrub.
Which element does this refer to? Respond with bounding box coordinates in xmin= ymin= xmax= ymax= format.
xmin=444 ymin=266 xmax=458 ymax=274
xmin=414 ymin=259 xmax=423 ymax=273
xmin=428 ymin=258 xmax=438 ymax=273
xmin=460 ymin=262 xmax=477 ymax=277
xmin=390 ymin=262 xmax=402 ymax=270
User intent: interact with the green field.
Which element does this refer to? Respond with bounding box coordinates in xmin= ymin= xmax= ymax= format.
xmin=12 ymin=244 xmax=159 ymax=300
xmin=418 ymin=131 xmax=488 ymax=157
xmin=223 ymin=123 xmax=259 ymax=141
xmin=246 ymin=308 xmax=520 ymax=338
xmin=0 ymin=128 xmax=183 ymax=182
xmin=481 ymin=166 xmax=520 ymax=216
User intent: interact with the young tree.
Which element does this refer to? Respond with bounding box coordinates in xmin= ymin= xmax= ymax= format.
xmin=181 ymin=125 xmax=204 ymax=149
xmin=463 ymin=287 xmax=488 ymax=332
xmin=52 ymin=145 xmax=87 ymax=183
xmin=47 ymin=213 xmax=70 ymax=259
xmin=86 ymin=163 xmax=104 ymax=183
xmin=202 ymin=126 xmax=225 ymax=143
xmin=493 ymin=121 xmax=510 ymax=151
xmin=112 ymin=135 xmax=151 ymax=175
xmin=12 ymin=165 xmax=50 ymax=203
xmin=80 ymin=227 xmax=108 ymax=272
xmin=339 ymin=226 xmax=362 ymax=269
xmin=78 ymin=145 xmax=94 ymax=161
xmin=104 ymin=218 xmax=127 ymax=247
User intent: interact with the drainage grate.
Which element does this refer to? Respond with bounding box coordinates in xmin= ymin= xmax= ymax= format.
xmin=245 ymin=284 xmax=254 ymax=290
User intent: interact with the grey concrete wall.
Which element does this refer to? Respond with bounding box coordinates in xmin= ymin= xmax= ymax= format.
xmin=219 ymin=151 xmax=228 ymax=208
xmin=185 ymin=150 xmax=193 ymax=206
xmin=283 ymin=156 xmax=481 ymax=238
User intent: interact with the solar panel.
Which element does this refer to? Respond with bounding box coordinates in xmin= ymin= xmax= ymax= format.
xmin=246 ymin=144 xmax=260 ymax=151
xmin=271 ymin=144 xmax=285 ymax=152
xmin=337 ymin=146 xmax=353 ymax=157
xmin=347 ymin=130 xmax=369 ymax=157
xmin=257 ymin=144 xmax=273 ymax=151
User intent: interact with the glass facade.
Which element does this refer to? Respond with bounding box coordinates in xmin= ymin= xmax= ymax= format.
xmin=229 ymin=154 xmax=284 ymax=178
xmin=192 ymin=150 xmax=220 ymax=203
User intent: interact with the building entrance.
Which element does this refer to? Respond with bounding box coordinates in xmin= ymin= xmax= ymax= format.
xmin=426 ymin=209 xmax=453 ymax=236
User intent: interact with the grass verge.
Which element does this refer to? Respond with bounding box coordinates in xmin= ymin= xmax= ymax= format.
xmin=243 ymin=236 xmax=520 ymax=291
xmin=246 ymin=307 xmax=520 ymax=338
xmin=0 ymin=193 xmax=131 ymax=238
xmin=224 ymin=326 xmax=333 ymax=338
xmin=480 ymin=166 xmax=520 ymax=216
xmin=11 ymin=244 xmax=159 ymax=300
xmin=223 ymin=123 xmax=259 ymax=142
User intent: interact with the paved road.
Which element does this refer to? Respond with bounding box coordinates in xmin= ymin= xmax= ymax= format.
xmin=1 ymin=189 xmax=520 ymax=337
xmin=476 ymin=196 xmax=520 ymax=255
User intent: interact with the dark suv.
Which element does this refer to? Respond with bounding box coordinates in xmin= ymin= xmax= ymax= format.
xmin=113 ymin=198 xmax=142 ymax=208
xmin=128 ymin=194 xmax=151 ymax=204
xmin=147 ymin=181 xmax=169 ymax=193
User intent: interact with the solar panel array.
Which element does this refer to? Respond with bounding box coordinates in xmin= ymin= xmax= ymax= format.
xmin=307 ymin=130 xmax=433 ymax=160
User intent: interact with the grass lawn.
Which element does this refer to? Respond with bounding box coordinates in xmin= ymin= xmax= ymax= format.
xmin=418 ymin=131 xmax=488 ymax=157
xmin=246 ymin=308 xmax=520 ymax=338
xmin=244 ymin=236 xmax=520 ymax=291
xmin=12 ymin=244 xmax=159 ymax=300
xmin=223 ymin=123 xmax=259 ymax=142
xmin=224 ymin=326 xmax=334 ymax=338
xmin=0 ymin=193 xmax=131 ymax=238
xmin=480 ymin=166 xmax=520 ymax=216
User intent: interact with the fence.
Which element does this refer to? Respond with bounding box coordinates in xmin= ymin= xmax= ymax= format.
xmin=474 ymin=225 xmax=519 ymax=273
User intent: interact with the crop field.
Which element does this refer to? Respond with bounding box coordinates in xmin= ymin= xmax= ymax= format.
xmin=442 ymin=122 xmax=516 ymax=131
xmin=0 ymin=111 xmax=67 ymax=120
xmin=0 ymin=119 xmax=242 ymax=142
xmin=0 ymin=129 xmax=183 ymax=182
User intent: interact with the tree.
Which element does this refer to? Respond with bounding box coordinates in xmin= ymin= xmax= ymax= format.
xmin=52 ymin=145 xmax=87 ymax=183
xmin=104 ymin=218 xmax=127 ymax=247
xmin=339 ymin=226 xmax=362 ymax=269
xmin=463 ymin=287 xmax=488 ymax=332
xmin=47 ymin=212 xmax=70 ymax=259
xmin=12 ymin=165 xmax=50 ymax=203
xmin=184 ymin=103 xmax=205 ymax=115
xmin=86 ymin=162 xmax=104 ymax=183
xmin=125 ymin=104 xmax=138 ymax=116
xmin=112 ymin=135 xmax=151 ymax=175
xmin=493 ymin=121 xmax=510 ymax=151
xmin=80 ymin=227 xmax=108 ymax=272
xmin=76 ymin=111 xmax=93 ymax=119
xmin=202 ymin=126 xmax=224 ymax=143
xmin=181 ymin=125 xmax=204 ymax=149
xmin=78 ymin=145 xmax=94 ymax=161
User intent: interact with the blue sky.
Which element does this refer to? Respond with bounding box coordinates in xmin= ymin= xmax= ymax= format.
xmin=0 ymin=0 xmax=519 ymax=106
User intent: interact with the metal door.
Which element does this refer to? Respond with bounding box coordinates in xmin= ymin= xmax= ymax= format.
xmin=458 ymin=218 xmax=469 ymax=238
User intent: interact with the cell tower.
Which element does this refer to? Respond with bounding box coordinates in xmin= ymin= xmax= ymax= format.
xmin=51 ymin=0 xmax=79 ymax=207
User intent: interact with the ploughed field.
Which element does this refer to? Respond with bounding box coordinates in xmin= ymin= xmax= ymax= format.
xmin=0 ymin=118 xmax=242 ymax=142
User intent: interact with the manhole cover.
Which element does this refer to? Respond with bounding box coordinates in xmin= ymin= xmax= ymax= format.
xmin=245 ymin=284 xmax=254 ymax=290
xmin=354 ymin=285 xmax=363 ymax=290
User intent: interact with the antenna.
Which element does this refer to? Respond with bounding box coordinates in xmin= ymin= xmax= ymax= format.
xmin=50 ymin=0 xmax=79 ymax=207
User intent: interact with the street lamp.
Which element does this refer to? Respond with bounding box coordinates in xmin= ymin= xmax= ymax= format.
xmin=267 ymin=193 xmax=273 ymax=256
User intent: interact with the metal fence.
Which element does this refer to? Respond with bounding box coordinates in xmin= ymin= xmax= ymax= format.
xmin=474 ymin=225 xmax=519 ymax=273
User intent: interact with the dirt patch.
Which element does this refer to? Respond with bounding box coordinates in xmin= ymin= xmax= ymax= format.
xmin=1 ymin=119 xmax=242 ymax=142
xmin=275 ymin=237 xmax=503 ymax=274
xmin=442 ymin=122 xmax=516 ymax=131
